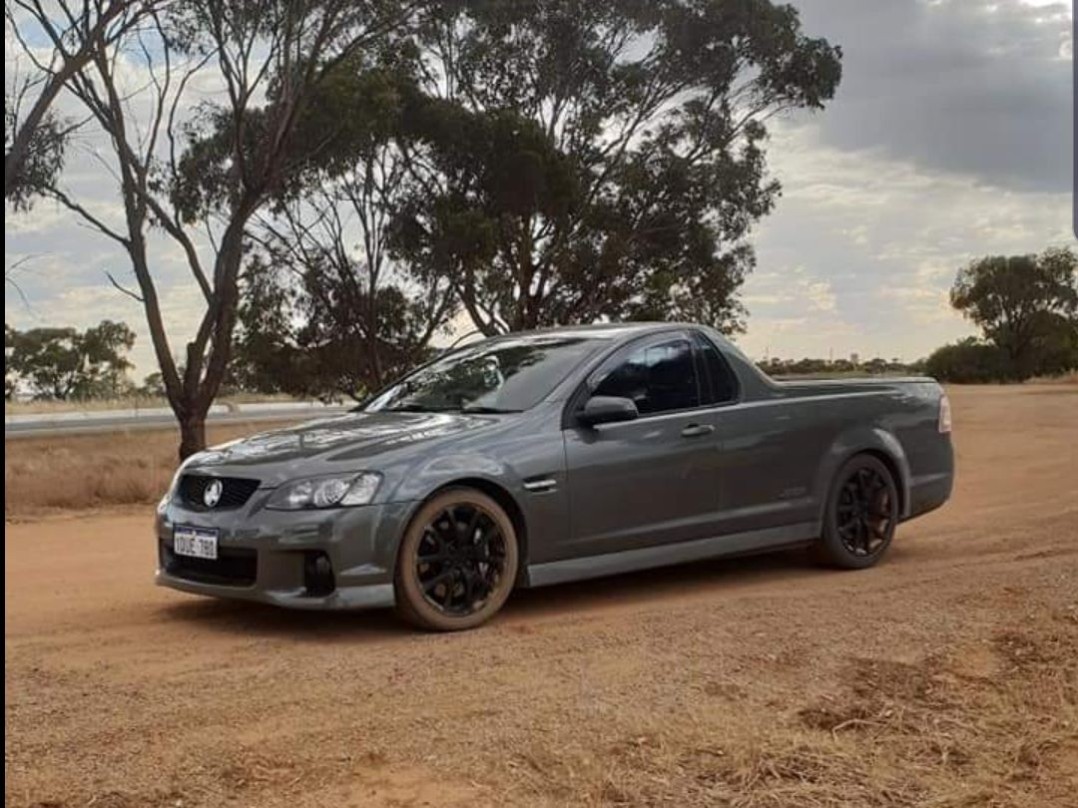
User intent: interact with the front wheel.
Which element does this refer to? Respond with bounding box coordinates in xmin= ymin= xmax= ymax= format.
xmin=815 ymin=455 xmax=899 ymax=569
xmin=394 ymin=488 xmax=519 ymax=631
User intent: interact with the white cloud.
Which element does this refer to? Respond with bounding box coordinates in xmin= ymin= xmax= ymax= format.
xmin=737 ymin=118 xmax=1069 ymax=362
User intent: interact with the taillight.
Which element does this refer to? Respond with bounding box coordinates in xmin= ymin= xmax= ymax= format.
xmin=938 ymin=394 xmax=952 ymax=434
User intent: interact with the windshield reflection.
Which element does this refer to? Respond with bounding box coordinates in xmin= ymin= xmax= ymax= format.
xmin=364 ymin=336 xmax=598 ymax=414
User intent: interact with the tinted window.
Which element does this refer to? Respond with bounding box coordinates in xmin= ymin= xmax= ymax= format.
xmin=697 ymin=339 xmax=739 ymax=403
xmin=366 ymin=336 xmax=601 ymax=413
xmin=592 ymin=339 xmax=700 ymax=415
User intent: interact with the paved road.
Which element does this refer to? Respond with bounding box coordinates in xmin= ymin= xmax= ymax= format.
xmin=4 ymin=404 xmax=350 ymax=439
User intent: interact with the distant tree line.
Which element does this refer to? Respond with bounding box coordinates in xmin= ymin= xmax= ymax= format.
xmin=5 ymin=320 xmax=136 ymax=401
xmin=761 ymin=248 xmax=1078 ymax=384
xmin=7 ymin=244 xmax=1074 ymax=402
xmin=758 ymin=356 xmax=920 ymax=379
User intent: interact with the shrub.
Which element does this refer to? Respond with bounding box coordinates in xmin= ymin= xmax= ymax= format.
xmin=924 ymin=339 xmax=1012 ymax=383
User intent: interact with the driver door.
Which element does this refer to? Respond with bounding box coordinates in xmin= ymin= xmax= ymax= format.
xmin=562 ymin=334 xmax=722 ymax=559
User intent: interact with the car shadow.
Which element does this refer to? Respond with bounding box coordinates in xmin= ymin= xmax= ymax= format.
xmin=158 ymin=545 xmax=824 ymax=640
xmin=504 ymin=545 xmax=820 ymax=619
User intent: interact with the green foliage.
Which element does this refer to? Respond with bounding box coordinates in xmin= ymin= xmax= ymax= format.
xmin=5 ymin=97 xmax=68 ymax=210
xmin=233 ymin=255 xmax=441 ymax=401
xmin=150 ymin=0 xmax=845 ymax=414
xmin=233 ymin=46 xmax=455 ymax=401
xmin=139 ymin=371 xmax=166 ymax=397
xmin=168 ymin=6 xmax=416 ymax=223
xmin=5 ymin=320 xmax=136 ymax=400
xmin=950 ymin=248 xmax=1078 ymax=381
xmin=391 ymin=0 xmax=842 ymax=334
xmin=759 ymin=356 xmax=918 ymax=378
xmin=1029 ymin=311 xmax=1078 ymax=377
xmin=924 ymin=339 xmax=1011 ymax=384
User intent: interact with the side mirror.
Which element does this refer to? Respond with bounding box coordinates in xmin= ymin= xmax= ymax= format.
xmin=578 ymin=396 xmax=639 ymax=427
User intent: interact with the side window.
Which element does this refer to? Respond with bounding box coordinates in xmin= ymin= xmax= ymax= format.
xmin=696 ymin=338 xmax=739 ymax=404
xmin=592 ymin=339 xmax=701 ymax=415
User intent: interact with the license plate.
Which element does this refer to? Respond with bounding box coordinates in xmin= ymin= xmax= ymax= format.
xmin=173 ymin=525 xmax=219 ymax=560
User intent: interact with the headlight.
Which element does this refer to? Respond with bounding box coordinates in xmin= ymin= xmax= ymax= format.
xmin=265 ymin=472 xmax=382 ymax=511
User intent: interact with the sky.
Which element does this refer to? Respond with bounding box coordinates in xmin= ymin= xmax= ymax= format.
xmin=4 ymin=0 xmax=1074 ymax=374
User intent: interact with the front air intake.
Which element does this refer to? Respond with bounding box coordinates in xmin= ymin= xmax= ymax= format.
xmin=303 ymin=551 xmax=336 ymax=597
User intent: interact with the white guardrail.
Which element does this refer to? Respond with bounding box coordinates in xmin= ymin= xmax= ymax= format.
xmin=4 ymin=401 xmax=347 ymax=428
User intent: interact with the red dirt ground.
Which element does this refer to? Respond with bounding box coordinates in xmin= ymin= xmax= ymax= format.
xmin=5 ymin=384 xmax=1077 ymax=807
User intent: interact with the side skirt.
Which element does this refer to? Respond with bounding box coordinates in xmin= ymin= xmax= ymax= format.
xmin=525 ymin=521 xmax=820 ymax=588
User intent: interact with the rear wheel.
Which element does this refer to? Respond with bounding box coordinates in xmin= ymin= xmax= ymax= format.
xmin=394 ymin=488 xmax=519 ymax=631
xmin=816 ymin=455 xmax=899 ymax=569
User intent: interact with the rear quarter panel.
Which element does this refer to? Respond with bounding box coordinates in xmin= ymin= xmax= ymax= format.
xmin=715 ymin=379 xmax=951 ymax=533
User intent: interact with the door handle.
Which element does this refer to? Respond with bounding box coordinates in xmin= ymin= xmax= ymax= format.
xmin=681 ymin=423 xmax=715 ymax=438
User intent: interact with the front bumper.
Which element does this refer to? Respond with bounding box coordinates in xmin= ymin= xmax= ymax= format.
xmin=155 ymin=493 xmax=417 ymax=610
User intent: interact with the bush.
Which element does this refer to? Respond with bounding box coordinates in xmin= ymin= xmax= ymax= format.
xmin=924 ymin=339 xmax=1012 ymax=383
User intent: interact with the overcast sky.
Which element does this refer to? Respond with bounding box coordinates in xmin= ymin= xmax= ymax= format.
xmin=4 ymin=0 xmax=1074 ymax=373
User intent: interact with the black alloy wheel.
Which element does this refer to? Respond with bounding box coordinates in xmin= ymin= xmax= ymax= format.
xmin=817 ymin=454 xmax=899 ymax=569
xmin=395 ymin=488 xmax=519 ymax=631
xmin=835 ymin=465 xmax=896 ymax=557
xmin=415 ymin=503 xmax=508 ymax=616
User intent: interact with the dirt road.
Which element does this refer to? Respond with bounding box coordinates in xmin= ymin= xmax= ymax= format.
xmin=5 ymin=385 xmax=1077 ymax=808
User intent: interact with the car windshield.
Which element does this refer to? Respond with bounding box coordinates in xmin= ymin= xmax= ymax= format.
xmin=364 ymin=335 xmax=602 ymax=414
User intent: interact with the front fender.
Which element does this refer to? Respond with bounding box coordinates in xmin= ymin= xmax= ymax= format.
xmin=812 ymin=426 xmax=912 ymax=521
xmin=389 ymin=453 xmax=519 ymax=503
xmin=380 ymin=430 xmax=571 ymax=567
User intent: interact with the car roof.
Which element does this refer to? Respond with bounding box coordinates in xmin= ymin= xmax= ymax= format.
xmin=480 ymin=322 xmax=696 ymax=343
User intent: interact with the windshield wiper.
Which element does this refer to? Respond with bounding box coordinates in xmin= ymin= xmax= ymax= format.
xmin=459 ymin=405 xmax=522 ymax=414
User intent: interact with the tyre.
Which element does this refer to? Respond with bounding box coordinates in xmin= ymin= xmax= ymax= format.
xmin=394 ymin=488 xmax=520 ymax=631
xmin=815 ymin=454 xmax=900 ymax=569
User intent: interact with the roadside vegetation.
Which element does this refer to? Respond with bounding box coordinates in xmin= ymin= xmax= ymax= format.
xmin=7 ymin=2 xmax=1075 ymax=459
xmin=759 ymin=356 xmax=922 ymax=379
xmin=7 ymin=0 xmax=844 ymax=458
xmin=4 ymin=419 xmax=303 ymax=518
xmin=8 ymin=243 xmax=1076 ymax=411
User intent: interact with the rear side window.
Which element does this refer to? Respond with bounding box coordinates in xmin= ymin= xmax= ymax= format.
xmin=695 ymin=337 xmax=739 ymax=404
xmin=592 ymin=339 xmax=701 ymax=415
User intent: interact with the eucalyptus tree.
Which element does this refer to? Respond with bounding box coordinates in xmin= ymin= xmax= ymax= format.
xmin=391 ymin=0 xmax=843 ymax=335
xmin=31 ymin=0 xmax=417 ymax=458
xmin=5 ymin=0 xmax=158 ymax=206
xmin=236 ymin=55 xmax=456 ymax=401
xmin=950 ymin=247 xmax=1078 ymax=380
xmin=5 ymin=319 xmax=136 ymax=400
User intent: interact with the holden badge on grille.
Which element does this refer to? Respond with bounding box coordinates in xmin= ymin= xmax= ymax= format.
xmin=203 ymin=478 xmax=224 ymax=508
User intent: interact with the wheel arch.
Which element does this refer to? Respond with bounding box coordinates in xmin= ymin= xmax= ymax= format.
xmin=815 ymin=427 xmax=912 ymax=522
xmin=420 ymin=477 xmax=531 ymax=585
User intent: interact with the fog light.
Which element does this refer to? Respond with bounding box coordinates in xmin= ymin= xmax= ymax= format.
xmin=303 ymin=551 xmax=335 ymax=597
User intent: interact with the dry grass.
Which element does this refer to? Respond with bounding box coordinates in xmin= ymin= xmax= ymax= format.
xmin=1028 ymin=371 xmax=1078 ymax=385
xmin=499 ymin=617 xmax=1077 ymax=808
xmin=4 ymin=421 xmax=300 ymax=517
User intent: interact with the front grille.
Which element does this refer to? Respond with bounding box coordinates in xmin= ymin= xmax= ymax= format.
xmin=160 ymin=540 xmax=257 ymax=587
xmin=178 ymin=474 xmax=261 ymax=511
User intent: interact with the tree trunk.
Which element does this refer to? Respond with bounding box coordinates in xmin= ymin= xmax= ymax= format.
xmin=178 ymin=413 xmax=207 ymax=462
